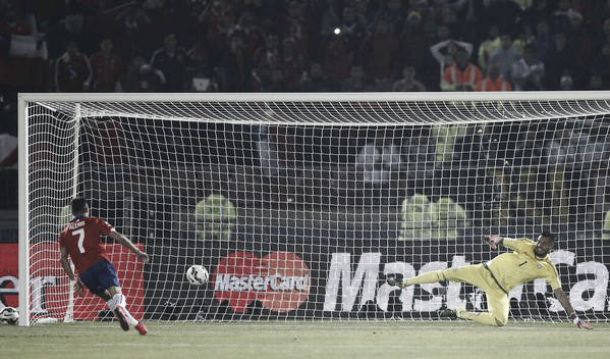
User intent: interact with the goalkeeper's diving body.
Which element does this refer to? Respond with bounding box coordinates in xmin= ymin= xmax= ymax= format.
xmin=393 ymin=232 xmax=592 ymax=329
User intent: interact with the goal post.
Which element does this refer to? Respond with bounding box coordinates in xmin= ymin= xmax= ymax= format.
xmin=18 ymin=92 xmax=610 ymax=326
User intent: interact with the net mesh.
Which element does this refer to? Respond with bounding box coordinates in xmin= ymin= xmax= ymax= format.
xmin=23 ymin=95 xmax=610 ymax=324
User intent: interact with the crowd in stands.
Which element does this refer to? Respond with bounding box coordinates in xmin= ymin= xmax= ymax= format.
xmin=2 ymin=0 xmax=610 ymax=227
xmin=1 ymin=0 xmax=610 ymax=105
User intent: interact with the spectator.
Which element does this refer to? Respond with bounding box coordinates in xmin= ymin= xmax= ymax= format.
xmin=283 ymin=1 xmax=309 ymax=59
xmin=217 ymin=35 xmax=251 ymax=91
xmin=430 ymin=32 xmax=472 ymax=63
xmin=336 ymin=5 xmax=368 ymax=50
xmin=322 ymin=33 xmax=354 ymax=82
xmin=399 ymin=11 xmax=431 ymax=74
xmin=253 ymin=33 xmax=281 ymax=71
xmin=281 ymin=38 xmax=305 ymax=91
xmin=511 ymin=45 xmax=545 ymax=91
xmin=89 ymin=38 xmax=122 ymax=92
xmin=430 ymin=37 xmax=473 ymax=81
xmin=372 ymin=0 xmax=405 ymax=34
xmin=341 ymin=65 xmax=368 ymax=92
xmin=361 ymin=21 xmax=399 ymax=80
xmin=471 ymin=0 xmax=522 ymax=35
xmin=123 ymin=56 xmax=165 ymax=92
xmin=440 ymin=47 xmax=482 ymax=91
xmin=113 ymin=5 xmax=153 ymax=59
xmin=476 ymin=64 xmax=512 ymax=92
xmin=231 ymin=12 xmax=266 ymax=58
xmin=588 ymin=74 xmax=604 ymax=90
xmin=54 ymin=42 xmax=92 ymax=92
xmin=392 ymin=66 xmax=426 ymax=92
xmin=186 ymin=37 xmax=213 ymax=85
xmin=320 ymin=1 xmax=340 ymax=38
xmin=533 ymin=20 xmax=553 ymax=61
xmin=299 ymin=62 xmax=331 ymax=92
xmin=552 ymin=0 xmax=582 ymax=33
xmin=544 ymin=32 xmax=576 ymax=90
xmin=478 ymin=25 xmax=501 ymax=72
xmin=150 ymin=34 xmax=188 ymax=91
xmin=560 ymin=72 xmax=574 ymax=91
xmin=488 ymin=34 xmax=520 ymax=81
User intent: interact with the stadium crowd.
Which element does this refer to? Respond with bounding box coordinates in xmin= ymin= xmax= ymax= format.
xmin=2 ymin=0 xmax=610 ymax=227
xmin=1 ymin=0 xmax=610 ymax=100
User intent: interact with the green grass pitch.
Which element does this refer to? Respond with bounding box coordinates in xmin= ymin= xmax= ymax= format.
xmin=2 ymin=321 xmax=610 ymax=359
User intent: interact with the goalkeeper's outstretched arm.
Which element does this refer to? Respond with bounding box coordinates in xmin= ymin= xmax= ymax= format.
xmin=554 ymin=288 xmax=593 ymax=329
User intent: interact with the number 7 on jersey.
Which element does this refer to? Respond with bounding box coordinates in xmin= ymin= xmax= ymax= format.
xmin=72 ymin=228 xmax=86 ymax=254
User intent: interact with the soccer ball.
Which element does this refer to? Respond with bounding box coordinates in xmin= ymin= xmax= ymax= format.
xmin=186 ymin=265 xmax=209 ymax=286
xmin=0 ymin=307 xmax=19 ymax=325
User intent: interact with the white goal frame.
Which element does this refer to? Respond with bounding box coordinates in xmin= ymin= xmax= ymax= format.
xmin=18 ymin=91 xmax=610 ymax=326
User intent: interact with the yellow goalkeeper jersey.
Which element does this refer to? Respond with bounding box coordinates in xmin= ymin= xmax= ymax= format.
xmin=485 ymin=238 xmax=561 ymax=293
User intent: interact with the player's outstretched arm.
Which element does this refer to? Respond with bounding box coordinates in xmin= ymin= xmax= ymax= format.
xmin=110 ymin=230 xmax=149 ymax=262
xmin=553 ymin=288 xmax=593 ymax=330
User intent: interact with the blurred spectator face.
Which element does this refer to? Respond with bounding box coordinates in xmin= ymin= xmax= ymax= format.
xmin=455 ymin=48 xmax=469 ymax=67
xmin=406 ymin=11 xmax=422 ymax=26
xmin=402 ymin=66 xmax=415 ymax=81
xmin=560 ymin=73 xmax=573 ymax=90
xmin=559 ymin=0 xmax=569 ymax=11
xmin=100 ymin=39 xmax=113 ymax=54
xmin=500 ymin=34 xmax=512 ymax=50
xmin=164 ymin=34 xmax=177 ymax=51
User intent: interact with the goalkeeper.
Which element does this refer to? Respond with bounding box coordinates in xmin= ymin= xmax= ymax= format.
xmin=391 ymin=232 xmax=592 ymax=329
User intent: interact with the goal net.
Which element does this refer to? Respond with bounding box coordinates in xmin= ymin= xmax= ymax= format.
xmin=18 ymin=93 xmax=610 ymax=325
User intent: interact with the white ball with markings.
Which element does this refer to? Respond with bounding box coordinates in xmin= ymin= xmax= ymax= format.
xmin=186 ymin=265 xmax=209 ymax=286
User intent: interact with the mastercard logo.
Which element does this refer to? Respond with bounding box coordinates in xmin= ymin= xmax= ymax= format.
xmin=212 ymin=251 xmax=311 ymax=313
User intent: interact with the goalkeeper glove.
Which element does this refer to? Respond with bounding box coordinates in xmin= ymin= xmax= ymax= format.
xmin=386 ymin=274 xmax=403 ymax=288
xmin=571 ymin=314 xmax=593 ymax=330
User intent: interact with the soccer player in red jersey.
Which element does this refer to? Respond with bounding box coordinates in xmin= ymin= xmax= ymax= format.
xmin=59 ymin=198 xmax=149 ymax=335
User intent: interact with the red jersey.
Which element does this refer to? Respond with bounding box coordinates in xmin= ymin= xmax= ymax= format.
xmin=59 ymin=217 xmax=114 ymax=273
